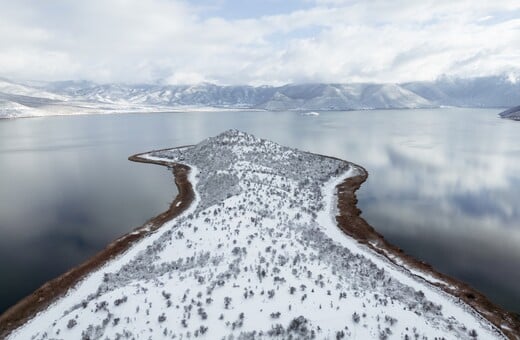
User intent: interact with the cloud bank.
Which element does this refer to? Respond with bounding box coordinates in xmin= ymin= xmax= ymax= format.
xmin=0 ymin=0 xmax=519 ymax=84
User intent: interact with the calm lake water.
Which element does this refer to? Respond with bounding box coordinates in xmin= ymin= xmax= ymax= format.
xmin=0 ymin=109 xmax=519 ymax=314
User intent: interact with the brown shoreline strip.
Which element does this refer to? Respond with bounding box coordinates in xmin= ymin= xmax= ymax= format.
xmin=1 ymin=148 xmax=519 ymax=339
xmin=0 ymin=149 xmax=194 ymax=339
xmin=336 ymin=165 xmax=520 ymax=340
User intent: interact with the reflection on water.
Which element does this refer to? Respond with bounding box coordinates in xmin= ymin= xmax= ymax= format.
xmin=0 ymin=109 xmax=519 ymax=314
xmin=0 ymin=115 xmax=181 ymax=313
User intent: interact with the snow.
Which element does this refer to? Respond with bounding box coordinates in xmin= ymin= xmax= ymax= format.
xmin=302 ymin=111 xmax=320 ymax=116
xmin=0 ymin=80 xmax=68 ymax=101
xmin=317 ymin=172 xmax=499 ymax=336
xmin=2 ymin=76 xmax=520 ymax=118
xmin=499 ymin=105 xmax=520 ymax=120
xmin=8 ymin=130 xmax=504 ymax=339
xmin=0 ymin=100 xmax=45 ymax=118
xmin=0 ymin=100 xmax=245 ymax=119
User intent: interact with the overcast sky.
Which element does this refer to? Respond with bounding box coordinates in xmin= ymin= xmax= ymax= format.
xmin=1 ymin=0 xmax=519 ymax=85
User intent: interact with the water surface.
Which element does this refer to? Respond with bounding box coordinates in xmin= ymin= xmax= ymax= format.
xmin=0 ymin=109 xmax=518 ymax=314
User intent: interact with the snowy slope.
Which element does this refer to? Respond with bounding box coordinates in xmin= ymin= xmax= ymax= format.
xmin=359 ymin=84 xmax=432 ymax=109
xmin=0 ymin=80 xmax=234 ymax=118
xmin=0 ymin=100 xmax=46 ymax=119
xmin=256 ymin=83 xmax=434 ymax=110
xmin=0 ymin=79 xmax=68 ymax=101
xmin=499 ymin=105 xmax=520 ymax=120
xmin=402 ymin=76 xmax=520 ymax=108
xmin=8 ymin=130 xmax=504 ymax=339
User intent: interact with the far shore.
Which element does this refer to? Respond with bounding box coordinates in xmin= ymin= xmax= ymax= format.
xmin=1 ymin=147 xmax=519 ymax=339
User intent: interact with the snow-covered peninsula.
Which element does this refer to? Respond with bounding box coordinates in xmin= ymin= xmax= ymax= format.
xmin=1 ymin=130 xmax=518 ymax=339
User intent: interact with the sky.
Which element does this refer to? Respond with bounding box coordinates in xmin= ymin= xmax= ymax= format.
xmin=0 ymin=0 xmax=519 ymax=85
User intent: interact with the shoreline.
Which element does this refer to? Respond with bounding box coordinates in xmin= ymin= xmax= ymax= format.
xmin=1 ymin=106 xmax=508 ymax=121
xmin=0 ymin=149 xmax=195 ymax=339
xmin=1 ymin=147 xmax=519 ymax=339
xmin=336 ymin=166 xmax=520 ymax=339
xmin=0 ymin=106 xmax=266 ymax=120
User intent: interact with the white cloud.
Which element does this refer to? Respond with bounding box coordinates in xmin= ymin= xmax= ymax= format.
xmin=0 ymin=0 xmax=519 ymax=84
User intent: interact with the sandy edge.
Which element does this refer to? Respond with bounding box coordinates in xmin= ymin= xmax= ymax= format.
xmin=0 ymin=148 xmax=519 ymax=339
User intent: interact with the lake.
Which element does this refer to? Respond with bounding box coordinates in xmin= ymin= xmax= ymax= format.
xmin=0 ymin=108 xmax=519 ymax=314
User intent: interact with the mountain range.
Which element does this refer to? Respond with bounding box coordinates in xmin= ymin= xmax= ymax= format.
xmin=1 ymin=75 xmax=519 ymax=118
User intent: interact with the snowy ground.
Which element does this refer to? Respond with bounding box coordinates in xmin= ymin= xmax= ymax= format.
xmin=0 ymin=100 xmax=246 ymax=119
xmin=8 ymin=130 xmax=504 ymax=339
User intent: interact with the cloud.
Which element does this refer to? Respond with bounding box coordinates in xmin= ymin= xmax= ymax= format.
xmin=0 ymin=0 xmax=519 ymax=84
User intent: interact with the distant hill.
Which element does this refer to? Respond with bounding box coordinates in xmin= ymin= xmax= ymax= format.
xmin=499 ymin=105 xmax=520 ymax=121
xmin=1 ymin=76 xmax=520 ymax=118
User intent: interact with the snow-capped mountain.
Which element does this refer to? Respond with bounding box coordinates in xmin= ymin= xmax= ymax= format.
xmin=1 ymin=75 xmax=519 ymax=118
xmin=3 ymin=130 xmax=511 ymax=339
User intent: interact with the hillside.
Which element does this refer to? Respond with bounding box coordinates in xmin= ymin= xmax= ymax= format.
xmin=1 ymin=76 xmax=520 ymax=118
xmin=2 ymin=130 xmax=515 ymax=339
xmin=499 ymin=105 xmax=520 ymax=120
